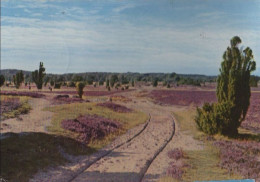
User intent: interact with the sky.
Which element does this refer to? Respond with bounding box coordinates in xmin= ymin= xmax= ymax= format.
xmin=1 ymin=0 xmax=260 ymax=75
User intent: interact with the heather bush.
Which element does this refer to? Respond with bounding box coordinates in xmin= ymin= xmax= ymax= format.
xmin=61 ymin=115 xmax=121 ymax=143
xmin=97 ymin=102 xmax=132 ymax=113
xmin=167 ymin=148 xmax=184 ymax=160
xmin=149 ymin=90 xmax=216 ymax=106
xmin=0 ymin=97 xmax=21 ymax=115
xmin=76 ymin=82 xmax=85 ymax=98
xmin=167 ymin=164 xmax=184 ymax=180
xmin=167 ymin=148 xmax=187 ymax=180
xmin=214 ymin=140 xmax=260 ymax=179
xmin=52 ymin=95 xmax=87 ymax=105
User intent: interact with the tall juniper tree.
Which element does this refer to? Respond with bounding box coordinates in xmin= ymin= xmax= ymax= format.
xmin=195 ymin=36 xmax=256 ymax=136
xmin=32 ymin=62 xmax=46 ymax=89
xmin=13 ymin=71 xmax=24 ymax=89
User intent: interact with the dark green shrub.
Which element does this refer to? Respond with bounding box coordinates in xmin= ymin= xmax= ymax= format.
xmin=13 ymin=71 xmax=24 ymax=89
xmin=76 ymin=82 xmax=85 ymax=98
xmin=152 ymin=78 xmax=158 ymax=87
xmin=68 ymin=81 xmax=76 ymax=87
xmin=54 ymin=83 xmax=61 ymax=89
xmin=0 ymin=75 xmax=5 ymax=87
xmin=131 ymin=79 xmax=135 ymax=87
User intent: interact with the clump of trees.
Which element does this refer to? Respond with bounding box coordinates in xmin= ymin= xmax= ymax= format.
xmin=76 ymin=82 xmax=85 ymax=98
xmin=152 ymin=78 xmax=158 ymax=87
xmin=109 ymin=74 xmax=118 ymax=88
xmin=195 ymin=36 xmax=256 ymax=136
xmin=32 ymin=62 xmax=46 ymax=89
xmin=13 ymin=71 xmax=24 ymax=89
xmin=0 ymin=75 xmax=5 ymax=87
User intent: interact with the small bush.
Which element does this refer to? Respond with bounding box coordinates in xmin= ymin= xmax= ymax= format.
xmin=54 ymin=83 xmax=61 ymax=89
xmin=76 ymin=82 xmax=85 ymax=98
xmin=168 ymin=148 xmax=184 ymax=160
xmin=97 ymin=102 xmax=132 ymax=113
xmin=68 ymin=81 xmax=76 ymax=87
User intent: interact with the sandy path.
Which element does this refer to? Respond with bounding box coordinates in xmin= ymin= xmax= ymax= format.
xmin=0 ymin=98 xmax=52 ymax=134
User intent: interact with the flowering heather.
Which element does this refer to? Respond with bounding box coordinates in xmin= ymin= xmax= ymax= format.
xmin=166 ymin=148 xmax=187 ymax=180
xmin=61 ymin=115 xmax=121 ymax=143
xmin=168 ymin=148 xmax=184 ymax=160
xmin=166 ymin=164 xmax=184 ymax=180
xmin=97 ymin=102 xmax=132 ymax=113
xmin=214 ymin=139 xmax=260 ymax=179
xmin=241 ymin=92 xmax=260 ymax=133
xmin=0 ymin=91 xmax=45 ymax=98
xmin=43 ymin=89 xmax=134 ymax=96
xmin=149 ymin=90 xmax=216 ymax=106
xmin=51 ymin=95 xmax=88 ymax=105
xmin=0 ymin=97 xmax=21 ymax=114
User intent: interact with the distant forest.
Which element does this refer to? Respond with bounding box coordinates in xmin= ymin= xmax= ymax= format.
xmin=1 ymin=69 xmax=259 ymax=87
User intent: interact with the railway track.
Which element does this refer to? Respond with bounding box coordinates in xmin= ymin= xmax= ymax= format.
xmin=67 ymin=114 xmax=152 ymax=182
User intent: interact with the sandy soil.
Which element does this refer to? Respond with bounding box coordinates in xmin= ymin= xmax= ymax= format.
xmin=0 ymin=98 xmax=52 ymax=134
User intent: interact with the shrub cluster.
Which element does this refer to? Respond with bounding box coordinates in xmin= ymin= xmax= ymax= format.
xmin=61 ymin=115 xmax=121 ymax=143
xmin=76 ymin=82 xmax=85 ymax=98
xmin=97 ymin=102 xmax=132 ymax=113
xmin=52 ymin=95 xmax=88 ymax=105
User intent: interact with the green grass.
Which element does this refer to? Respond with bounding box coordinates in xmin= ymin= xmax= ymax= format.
xmin=0 ymin=132 xmax=94 ymax=182
xmin=162 ymin=107 xmax=242 ymax=181
xmin=45 ymin=102 xmax=148 ymax=149
xmin=1 ymin=96 xmax=31 ymax=120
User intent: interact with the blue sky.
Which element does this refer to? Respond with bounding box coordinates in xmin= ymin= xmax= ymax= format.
xmin=1 ymin=0 xmax=260 ymax=75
